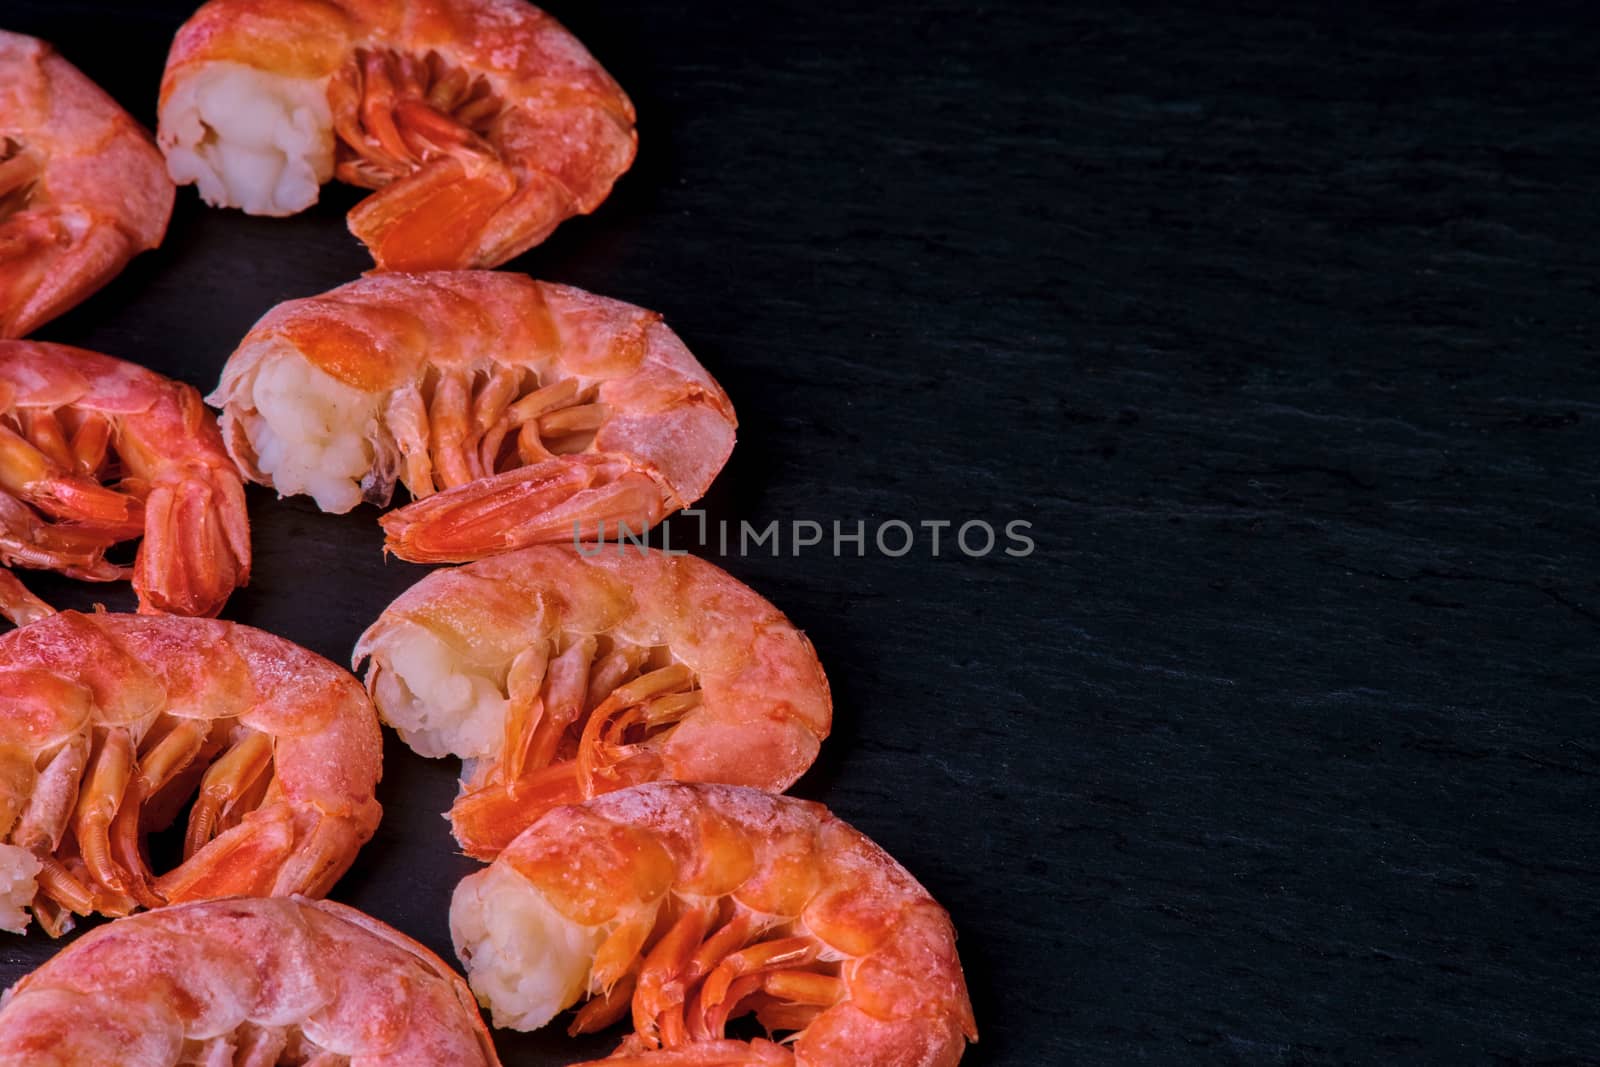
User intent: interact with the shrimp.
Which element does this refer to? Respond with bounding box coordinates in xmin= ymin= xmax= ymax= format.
xmin=0 ymin=341 xmax=250 ymax=616
xmin=208 ymin=271 xmax=736 ymax=563
xmin=0 ymin=577 xmax=381 ymax=937
xmin=0 ymin=896 xmax=501 ymax=1065
xmin=0 ymin=31 xmax=174 ymax=339
xmin=353 ymin=546 xmax=830 ymax=860
xmin=450 ymin=782 xmax=977 ymax=1065
xmin=157 ymin=0 xmax=636 ymax=272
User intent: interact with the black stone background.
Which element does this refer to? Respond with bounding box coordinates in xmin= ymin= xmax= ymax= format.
xmin=4 ymin=2 xmax=1599 ymax=1063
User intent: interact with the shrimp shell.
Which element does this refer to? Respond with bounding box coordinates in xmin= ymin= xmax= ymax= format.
xmin=0 ymin=341 xmax=250 ymax=616
xmin=354 ymin=546 xmax=830 ymax=860
xmin=0 ymin=596 xmax=381 ymax=936
xmin=0 ymin=31 xmax=174 ymax=338
xmin=208 ymin=271 xmax=736 ymax=563
xmin=158 ymin=0 xmax=635 ymax=271
xmin=450 ymin=782 xmax=977 ymax=1066
xmin=0 ymin=896 xmax=501 ymax=1065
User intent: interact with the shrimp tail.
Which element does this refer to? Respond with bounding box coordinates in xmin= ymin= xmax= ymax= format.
xmin=0 ymin=568 xmax=55 ymax=626
xmin=0 ymin=208 xmax=63 ymax=340
xmin=348 ymin=154 xmax=520 ymax=272
xmin=449 ymin=761 xmax=589 ymax=862
xmin=161 ymin=784 xmax=378 ymax=905
xmin=132 ymin=458 xmax=252 ymax=617
xmin=156 ymin=806 xmax=293 ymax=903
xmin=380 ymin=454 xmax=671 ymax=562
xmin=269 ymin=804 xmax=383 ymax=898
xmin=0 ymin=210 xmax=135 ymax=340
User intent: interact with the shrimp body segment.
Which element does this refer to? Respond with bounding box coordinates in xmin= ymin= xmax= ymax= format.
xmin=354 ymin=547 xmax=830 ymax=859
xmin=0 ymin=32 xmax=174 ymax=339
xmin=0 ymin=600 xmax=381 ymax=937
xmin=450 ymin=782 xmax=977 ymax=1065
xmin=0 ymin=896 xmax=501 ymax=1066
xmin=208 ymin=272 xmax=736 ymax=563
xmin=158 ymin=0 xmax=636 ymax=271
xmin=0 ymin=341 xmax=250 ymax=616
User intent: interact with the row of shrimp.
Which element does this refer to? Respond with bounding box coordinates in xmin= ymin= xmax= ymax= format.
xmin=0 ymin=1 xmax=978 ymax=1064
xmin=4 ymin=0 xmax=637 ymax=339
xmin=0 ymin=783 xmax=974 ymax=1067
xmin=0 ymin=541 xmax=975 ymax=1063
xmin=0 ymin=269 xmax=737 ymax=613
xmin=351 ymin=548 xmax=973 ymax=1064
xmin=3 ymin=0 xmax=666 ymax=597
xmin=2 ymin=0 xmax=721 ymax=591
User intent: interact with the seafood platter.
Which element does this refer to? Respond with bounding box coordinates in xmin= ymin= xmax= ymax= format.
xmin=0 ymin=3 xmax=976 ymax=1064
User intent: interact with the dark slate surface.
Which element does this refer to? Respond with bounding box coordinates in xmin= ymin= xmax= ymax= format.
xmin=4 ymin=1 xmax=1599 ymax=1063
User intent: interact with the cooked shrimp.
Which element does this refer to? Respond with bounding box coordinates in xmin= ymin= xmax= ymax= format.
xmin=0 ymin=31 xmax=174 ymax=339
xmin=451 ymin=782 xmax=977 ymax=1065
xmin=354 ymin=546 xmax=829 ymax=860
xmin=158 ymin=0 xmax=636 ymax=271
xmin=208 ymin=271 xmax=736 ymax=563
xmin=0 ymin=578 xmax=381 ymax=936
xmin=0 ymin=896 xmax=501 ymax=1065
xmin=0 ymin=341 xmax=250 ymax=616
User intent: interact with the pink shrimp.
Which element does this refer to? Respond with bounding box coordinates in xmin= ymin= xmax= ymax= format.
xmin=0 ymin=31 xmax=174 ymax=338
xmin=208 ymin=271 xmax=735 ymax=563
xmin=354 ymin=545 xmax=830 ymax=860
xmin=0 ymin=576 xmax=381 ymax=936
xmin=0 ymin=896 xmax=501 ymax=1065
xmin=450 ymin=782 xmax=978 ymax=1065
xmin=0 ymin=340 xmax=250 ymax=616
xmin=158 ymin=0 xmax=635 ymax=271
